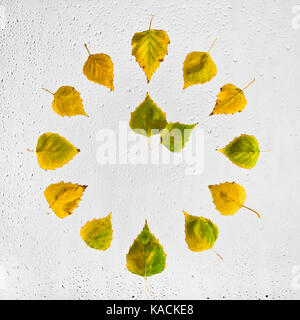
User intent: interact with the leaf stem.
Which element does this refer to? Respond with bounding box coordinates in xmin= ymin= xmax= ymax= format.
xmin=242 ymin=204 xmax=260 ymax=219
xmin=26 ymin=148 xmax=34 ymax=152
xmin=145 ymin=277 xmax=150 ymax=294
xmin=42 ymin=88 xmax=54 ymax=95
xmin=242 ymin=78 xmax=256 ymax=91
xmin=84 ymin=43 xmax=91 ymax=56
xmin=208 ymin=38 xmax=217 ymax=53
xmin=149 ymin=15 xmax=154 ymax=30
xmin=212 ymin=247 xmax=224 ymax=262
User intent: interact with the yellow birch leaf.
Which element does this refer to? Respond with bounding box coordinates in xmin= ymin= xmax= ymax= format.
xmin=183 ymin=39 xmax=217 ymax=89
xmin=210 ymin=79 xmax=255 ymax=115
xmin=208 ymin=182 xmax=260 ymax=218
xmin=83 ymin=44 xmax=114 ymax=90
xmin=80 ymin=213 xmax=113 ymax=250
xmin=36 ymin=132 xmax=80 ymax=170
xmin=126 ymin=220 xmax=166 ymax=291
xmin=44 ymin=182 xmax=87 ymax=219
xmin=184 ymin=211 xmax=219 ymax=252
xmin=132 ymin=16 xmax=170 ymax=83
xmin=42 ymin=86 xmax=87 ymax=117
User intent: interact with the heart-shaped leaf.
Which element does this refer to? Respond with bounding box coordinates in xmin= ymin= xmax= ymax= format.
xmin=42 ymin=86 xmax=87 ymax=117
xmin=83 ymin=44 xmax=114 ymax=90
xmin=209 ymin=182 xmax=260 ymax=218
xmin=218 ymin=134 xmax=260 ymax=169
xmin=183 ymin=39 xmax=217 ymax=89
xmin=44 ymin=182 xmax=87 ymax=219
xmin=36 ymin=133 xmax=80 ymax=170
xmin=184 ymin=211 xmax=219 ymax=252
xmin=126 ymin=220 xmax=166 ymax=283
xmin=132 ymin=17 xmax=170 ymax=83
xmin=129 ymin=93 xmax=167 ymax=137
xmin=80 ymin=213 xmax=113 ymax=250
xmin=160 ymin=122 xmax=198 ymax=152
xmin=210 ymin=79 xmax=255 ymax=115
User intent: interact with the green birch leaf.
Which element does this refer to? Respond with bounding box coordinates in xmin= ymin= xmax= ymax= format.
xmin=80 ymin=213 xmax=113 ymax=250
xmin=218 ymin=134 xmax=260 ymax=169
xmin=129 ymin=93 xmax=167 ymax=137
xmin=126 ymin=220 xmax=166 ymax=279
xmin=160 ymin=122 xmax=198 ymax=152
xmin=36 ymin=133 xmax=80 ymax=170
xmin=184 ymin=211 xmax=219 ymax=252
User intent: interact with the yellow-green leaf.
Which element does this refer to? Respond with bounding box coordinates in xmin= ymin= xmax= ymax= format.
xmin=126 ymin=220 xmax=166 ymax=279
xmin=44 ymin=182 xmax=87 ymax=219
xmin=83 ymin=44 xmax=114 ymax=90
xmin=132 ymin=17 xmax=170 ymax=82
xmin=42 ymin=86 xmax=87 ymax=117
xmin=218 ymin=134 xmax=260 ymax=169
xmin=129 ymin=93 xmax=167 ymax=137
xmin=183 ymin=39 xmax=217 ymax=89
xmin=36 ymin=132 xmax=80 ymax=170
xmin=80 ymin=213 xmax=113 ymax=250
xmin=160 ymin=122 xmax=198 ymax=152
xmin=209 ymin=182 xmax=260 ymax=218
xmin=210 ymin=79 xmax=255 ymax=115
xmin=184 ymin=211 xmax=218 ymax=252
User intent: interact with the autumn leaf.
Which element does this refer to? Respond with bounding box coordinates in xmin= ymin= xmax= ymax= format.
xmin=83 ymin=44 xmax=114 ymax=90
xmin=184 ymin=211 xmax=222 ymax=260
xmin=210 ymin=79 xmax=255 ymax=115
xmin=42 ymin=86 xmax=87 ymax=117
xmin=183 ymin=38 xmax=217 ymax=89
xmin=160 ymin=122 xmax=198 ymax=152
xmin=218 ymin=134 xmax=260 ymax=169
xmin=36 ymin=132 xmax=80 ymax=170
xmin=129 ymin=93 xmax=167 ymax=137
xmin=132 ymin=16 xmax=170 ymax=83
xmin=44 ymin=182 xmax=87 ymax=219
xmin=80 ymin=213 xmax=113 ymax=250
xmin=209 ymin=182 xmax=260 ymax=218
xmin=126 ymin=220 xmax=166 ymax=292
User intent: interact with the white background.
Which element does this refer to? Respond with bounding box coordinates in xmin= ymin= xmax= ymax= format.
xmin=0 ymin=0 xmax=300 ymax=299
